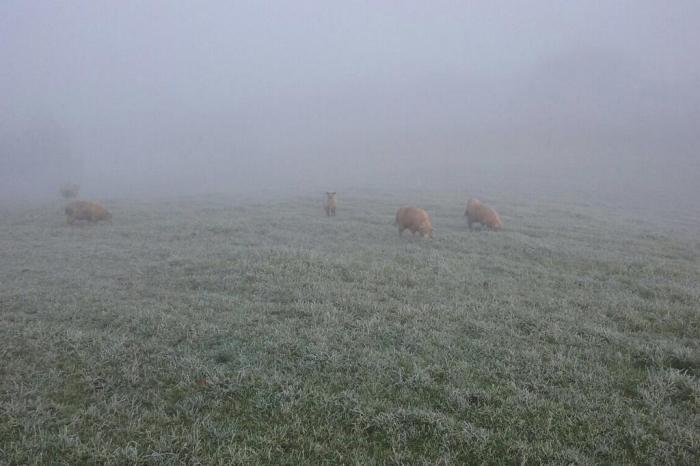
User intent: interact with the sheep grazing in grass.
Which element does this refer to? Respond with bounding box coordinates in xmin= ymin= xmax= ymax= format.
xmin=60 ymin=183 xmax=80 ymax=199
xmin=65 ymin=200 xmax=112 ymax=225
xmin=395 ymin=207 xmax=433 ymax=238
xmin=465 ymin=198 xmax=502 ymax=231
xmin=324 ymin=192 xmax=337 ymax=217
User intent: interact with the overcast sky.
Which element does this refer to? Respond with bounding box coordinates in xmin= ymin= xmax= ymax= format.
xmin=1 ymin=1 xmax=699 ymax=203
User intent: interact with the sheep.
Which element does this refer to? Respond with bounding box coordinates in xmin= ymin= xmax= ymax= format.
xmin=324 ymin=192 xmax=337 ymax=217
xmin=395 ymin=207 xmax=433 ymax=238
xmin=65 ymin=200 xmax=112 ymax=225
xmin=465 ymin=198 xmax=502 ymax=231
xmin=60 ymin=183 xmax=80 ymax=199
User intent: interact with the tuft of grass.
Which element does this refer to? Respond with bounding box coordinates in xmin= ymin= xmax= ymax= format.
xmin=1 ymin=192 xmax=699 ymax=464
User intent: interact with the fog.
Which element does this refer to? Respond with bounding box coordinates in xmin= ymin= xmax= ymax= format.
xmin=1 ymin=1 xmax=699 ymax=210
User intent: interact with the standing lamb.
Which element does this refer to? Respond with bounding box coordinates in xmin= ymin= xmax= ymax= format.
xmin=324 ymin=192 xmax=337 ymax=217
xmin=60 ymin=183 xmax=80 ymax=199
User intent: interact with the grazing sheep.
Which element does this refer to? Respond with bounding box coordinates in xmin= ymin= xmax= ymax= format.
xmin=465 ymin=198 xmax=502 ymax=231
xmin=394 ymin=207 xmax=433 ymax=238
xmin=324 ymin=192 xmax=337 ymax=217
xmin=65 ymin=200 xmax=112 ymax=225
xmin=60 ymin=183 xmax=80 ymax=199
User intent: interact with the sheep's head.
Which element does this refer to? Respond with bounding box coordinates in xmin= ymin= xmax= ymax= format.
xmin=60 ymin=183 xmax=80 ymax=199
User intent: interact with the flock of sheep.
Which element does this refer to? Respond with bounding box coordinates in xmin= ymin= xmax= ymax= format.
xmin=392 ymin=199 xmax=502 ymax=239
xmin=324 ymin=192 xmax=503 ymax=238
xmin=60 ymin=185 xmax=503 ymax=236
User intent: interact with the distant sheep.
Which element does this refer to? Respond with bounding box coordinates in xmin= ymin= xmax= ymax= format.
xmin=324 ymin=192 xmax=337 ymax=217
xmin=464 ymin=198 xmax=502 ymax=231
xmin=60 ymin=183 xmax=80 ymax=199
xmin=65 ymin=200 xmax=112 ymax=225
xmin=395 ymin=207 xmax=433 ymax=238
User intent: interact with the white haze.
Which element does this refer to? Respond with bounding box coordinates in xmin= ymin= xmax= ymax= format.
xmin=1 ymin=1 xmax=699 ymax=213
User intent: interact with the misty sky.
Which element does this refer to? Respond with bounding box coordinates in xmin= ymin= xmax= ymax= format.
xmin=1 ymin=1 xmax=699 ymax=202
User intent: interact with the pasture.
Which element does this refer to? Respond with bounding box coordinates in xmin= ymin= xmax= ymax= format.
xmin=1 ymin=191 xmax=699 ymax=464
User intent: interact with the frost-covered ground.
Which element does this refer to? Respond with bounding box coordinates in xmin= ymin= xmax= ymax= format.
xmin=1 ymin=191 xmax=698 ymax=464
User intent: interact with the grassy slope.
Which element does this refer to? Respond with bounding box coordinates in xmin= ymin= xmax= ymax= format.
xmin=1 ymin=192 xmax=698 ymax=465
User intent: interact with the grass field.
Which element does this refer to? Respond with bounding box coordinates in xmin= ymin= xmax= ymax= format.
xmin=1 ymin=191 xmax=699 ymax=464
